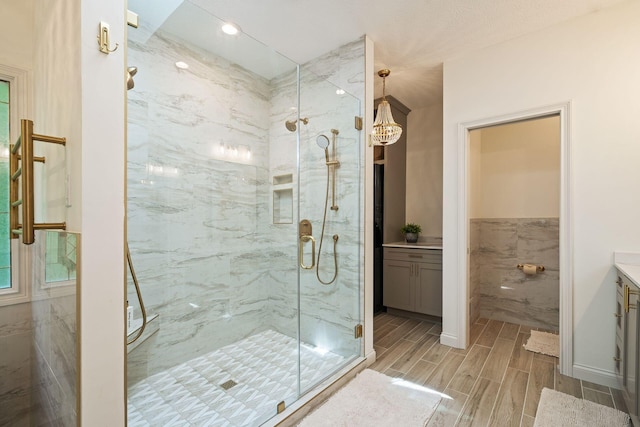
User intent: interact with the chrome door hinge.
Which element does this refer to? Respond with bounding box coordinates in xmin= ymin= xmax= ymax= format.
xmin=355 ymin=116 xmax=363 ymax=131
xmin=354 ymin=324 xmax=363 ymax=338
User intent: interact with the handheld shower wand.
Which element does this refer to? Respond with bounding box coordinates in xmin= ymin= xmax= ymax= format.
xmin=316 ymin=134 xmax=340 ymax=167
xmin=316 ymin=134 xmax=330 ymax=163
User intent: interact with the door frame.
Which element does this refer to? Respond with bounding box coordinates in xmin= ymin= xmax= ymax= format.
xmin=456 ymin=102 xmax=572 ymax=375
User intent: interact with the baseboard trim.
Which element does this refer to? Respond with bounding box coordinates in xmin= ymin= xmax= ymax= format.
xmin=440 ymin=332 xmax=461 ymax=349
xmin=364 ymin=349 xmax=377 ymax=365
xmin=572 ymin=363 xmax=619 ymax=389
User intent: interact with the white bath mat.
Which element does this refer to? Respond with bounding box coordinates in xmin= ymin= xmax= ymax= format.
xmin=298 ymin=369 xmax=441 ymax=427
xmin=533 ymin=388 xmax=630 ymax=427
xmin=524 ymin=330 xmax=559 ymax=357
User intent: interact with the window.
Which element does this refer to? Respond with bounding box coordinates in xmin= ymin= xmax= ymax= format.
xmin=0 ymin=80 xmax=10 ymax=289
xmin=0 ymin=65 xmax=28 ymax=305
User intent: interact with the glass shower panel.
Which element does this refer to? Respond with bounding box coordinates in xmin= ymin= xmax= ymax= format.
xmin=126 ymin=2 xmax=300 ymax=425
xmin=297 ymin=71 xmax=362 ymax=393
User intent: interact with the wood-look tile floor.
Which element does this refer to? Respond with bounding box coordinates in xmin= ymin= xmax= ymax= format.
xmin=371 ymin=312 xmax=628 ymax=426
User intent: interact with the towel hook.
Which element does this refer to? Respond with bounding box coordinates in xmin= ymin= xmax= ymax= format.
xmin=97 ymin=22 xmax=119 ymax=54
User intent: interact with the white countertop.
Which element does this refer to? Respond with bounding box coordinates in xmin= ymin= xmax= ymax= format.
xmin=615 ymin=252 xmax=640 ymax=288
xmin=383 ymin=241 xmax=443 ymax=250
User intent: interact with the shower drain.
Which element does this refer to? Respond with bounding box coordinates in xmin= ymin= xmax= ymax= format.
xmin=219 ymin=379 xmax=237 ymax=390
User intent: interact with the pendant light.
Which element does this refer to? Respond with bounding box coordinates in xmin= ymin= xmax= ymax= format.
xmin=371 ymin=69 xmax=402 ymax=146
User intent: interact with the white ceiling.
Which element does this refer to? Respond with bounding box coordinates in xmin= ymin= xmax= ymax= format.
xmin=145 ymin=0 xmax=627 ymax=110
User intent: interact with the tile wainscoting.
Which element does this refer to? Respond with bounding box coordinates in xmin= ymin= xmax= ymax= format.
xmin=470 ymin=218 xmax=559 ymax=331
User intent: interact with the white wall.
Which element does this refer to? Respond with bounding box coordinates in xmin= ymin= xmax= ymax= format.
xmin=443 ymin=0 xmax=640 ymax=384
xmin=470 ymin=116 xmax=560 ymax=218
xmin=0 ymin=0 xmax=33 ymax=70
xmin=406 ymin=100 xmax=443 ymax=237
xmin=77 ymin=1 xmax=126 ymax=424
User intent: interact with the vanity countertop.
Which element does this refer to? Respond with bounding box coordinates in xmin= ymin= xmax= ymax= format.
xmin=383 ymin=241 xmax=443 ymax=250
xmin=615 ymin=252 xmax=640 ymax=288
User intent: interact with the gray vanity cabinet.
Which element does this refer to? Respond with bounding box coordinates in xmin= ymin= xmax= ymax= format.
xmin=382 ymin=259 xmax=413 ymax=311
xmin=615 ymin=270 xmax=640 ymax=423
xmin=383 ymin=248 xmax=442 ymax=317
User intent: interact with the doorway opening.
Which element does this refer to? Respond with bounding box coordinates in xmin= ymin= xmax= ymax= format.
xmin=458 ymin=103 xmax=572 ymax=375
xmin=468 ymin=115 xmax=560 ymax=342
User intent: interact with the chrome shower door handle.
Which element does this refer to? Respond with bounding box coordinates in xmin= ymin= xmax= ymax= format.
xmin=300 ymin=235 xmax=316 ymax=270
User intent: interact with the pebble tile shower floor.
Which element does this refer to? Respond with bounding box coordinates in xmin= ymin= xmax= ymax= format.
xmin=127 ymin=330 xmax=345 ymax=426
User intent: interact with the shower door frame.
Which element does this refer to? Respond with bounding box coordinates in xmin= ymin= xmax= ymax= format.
xmin=455 ymin=102 xmax=573 ymax=376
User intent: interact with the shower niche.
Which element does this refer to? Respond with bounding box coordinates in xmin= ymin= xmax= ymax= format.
xmin=273 ymin=174 xmax=293 ymax=224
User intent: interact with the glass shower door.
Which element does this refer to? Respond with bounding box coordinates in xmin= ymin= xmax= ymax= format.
xmin=297 ymin=72 xmax=362 ymax=393
xmin=126 ymin=2 xmax=302 ymax=425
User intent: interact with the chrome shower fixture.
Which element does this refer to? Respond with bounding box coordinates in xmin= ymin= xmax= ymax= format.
xmin=127 ymin=66 xmax=138 ymax=90
xmin=285 ymin=117 xmax=309 ymax=132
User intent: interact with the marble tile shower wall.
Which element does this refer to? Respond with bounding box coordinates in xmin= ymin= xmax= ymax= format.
xmin=127 ymin=29 xmax=279 ymax=379
xmin=470 ymin=218 xmax=559 ymax=330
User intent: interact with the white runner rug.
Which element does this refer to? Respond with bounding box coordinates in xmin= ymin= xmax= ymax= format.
xmin=298 ymin=369 xmax=441 ymax=427
xmin=524 ymin=330 xmax=559 ymax=357
xmin=534 ymin=388 xmax=630 ymax=427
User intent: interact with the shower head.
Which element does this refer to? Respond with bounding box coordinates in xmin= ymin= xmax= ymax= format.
xmin=127 ymin=66 xmax=138 ymax=90
xmin=316 ymin=134 xmax=330 ymax=163
xmin=316 ymin=134 xmax=330 ymax=149
xmin=285 ymin=120 xmax=297 ymax=132
xmin=285 ymin=117 xmax=309 ymax=132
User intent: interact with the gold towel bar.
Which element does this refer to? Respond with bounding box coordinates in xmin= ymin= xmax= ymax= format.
xmin=10 ymin=119 xmax=67 ymax=245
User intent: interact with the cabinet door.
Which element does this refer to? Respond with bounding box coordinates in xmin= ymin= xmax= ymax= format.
xmin=383 ymin=259 xmax=413 ymax=311
xmin=615 ymin=285 xmax=625 ymax=389
xmin=626 ymin=282 xmax=639 ymax=417
xmin=415 ymin=263 xmax=442 ymax=317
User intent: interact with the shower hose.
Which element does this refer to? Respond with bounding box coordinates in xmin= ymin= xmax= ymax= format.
xmin=126 ymin=242 xmax=148 ymax=345
xmin=316 ymin=164 xmax=339 ymax=285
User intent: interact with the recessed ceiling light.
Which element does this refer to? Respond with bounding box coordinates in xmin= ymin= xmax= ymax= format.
xmin=221 ymin=22 xmax=240 ymax=35
xmin=336 ymin=88 xmax=345 ymax=95
xmin=175 ymin=61 xmax=189 ymax=69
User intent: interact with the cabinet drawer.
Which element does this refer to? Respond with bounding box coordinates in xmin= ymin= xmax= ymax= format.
xmin=384 ymin=248 xmax=442 ymax=264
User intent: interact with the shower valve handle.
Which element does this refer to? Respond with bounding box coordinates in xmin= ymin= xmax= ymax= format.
xmin=299 ymin=235 xmax=316 ymax=270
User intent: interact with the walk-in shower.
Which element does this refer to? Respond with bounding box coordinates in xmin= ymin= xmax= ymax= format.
xmin=125 ymin=2 xmax=363 ymax=426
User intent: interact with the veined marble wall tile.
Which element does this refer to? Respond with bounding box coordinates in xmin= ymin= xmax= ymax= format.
xmin=469 ymin=221 xmax=481 ymax=323
xmin=0 ymin=302 xmax=31 ymax=337
xmin=0 ymin=332 xmax=31 ymax=411
xmin=28 ymin=231 xmax=78 ymax=426
xmin=516 ymin=218 xmax=560 ymax=271
xmin=32 ymin=343 xmax=76 ymax=426
xmin=49 ymin=295 xmax=77 ymax=406
xmin=470 ymin=218 xmax=559 ymax=330
xmin=0 ymin=394 xmax=30 ymax=426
